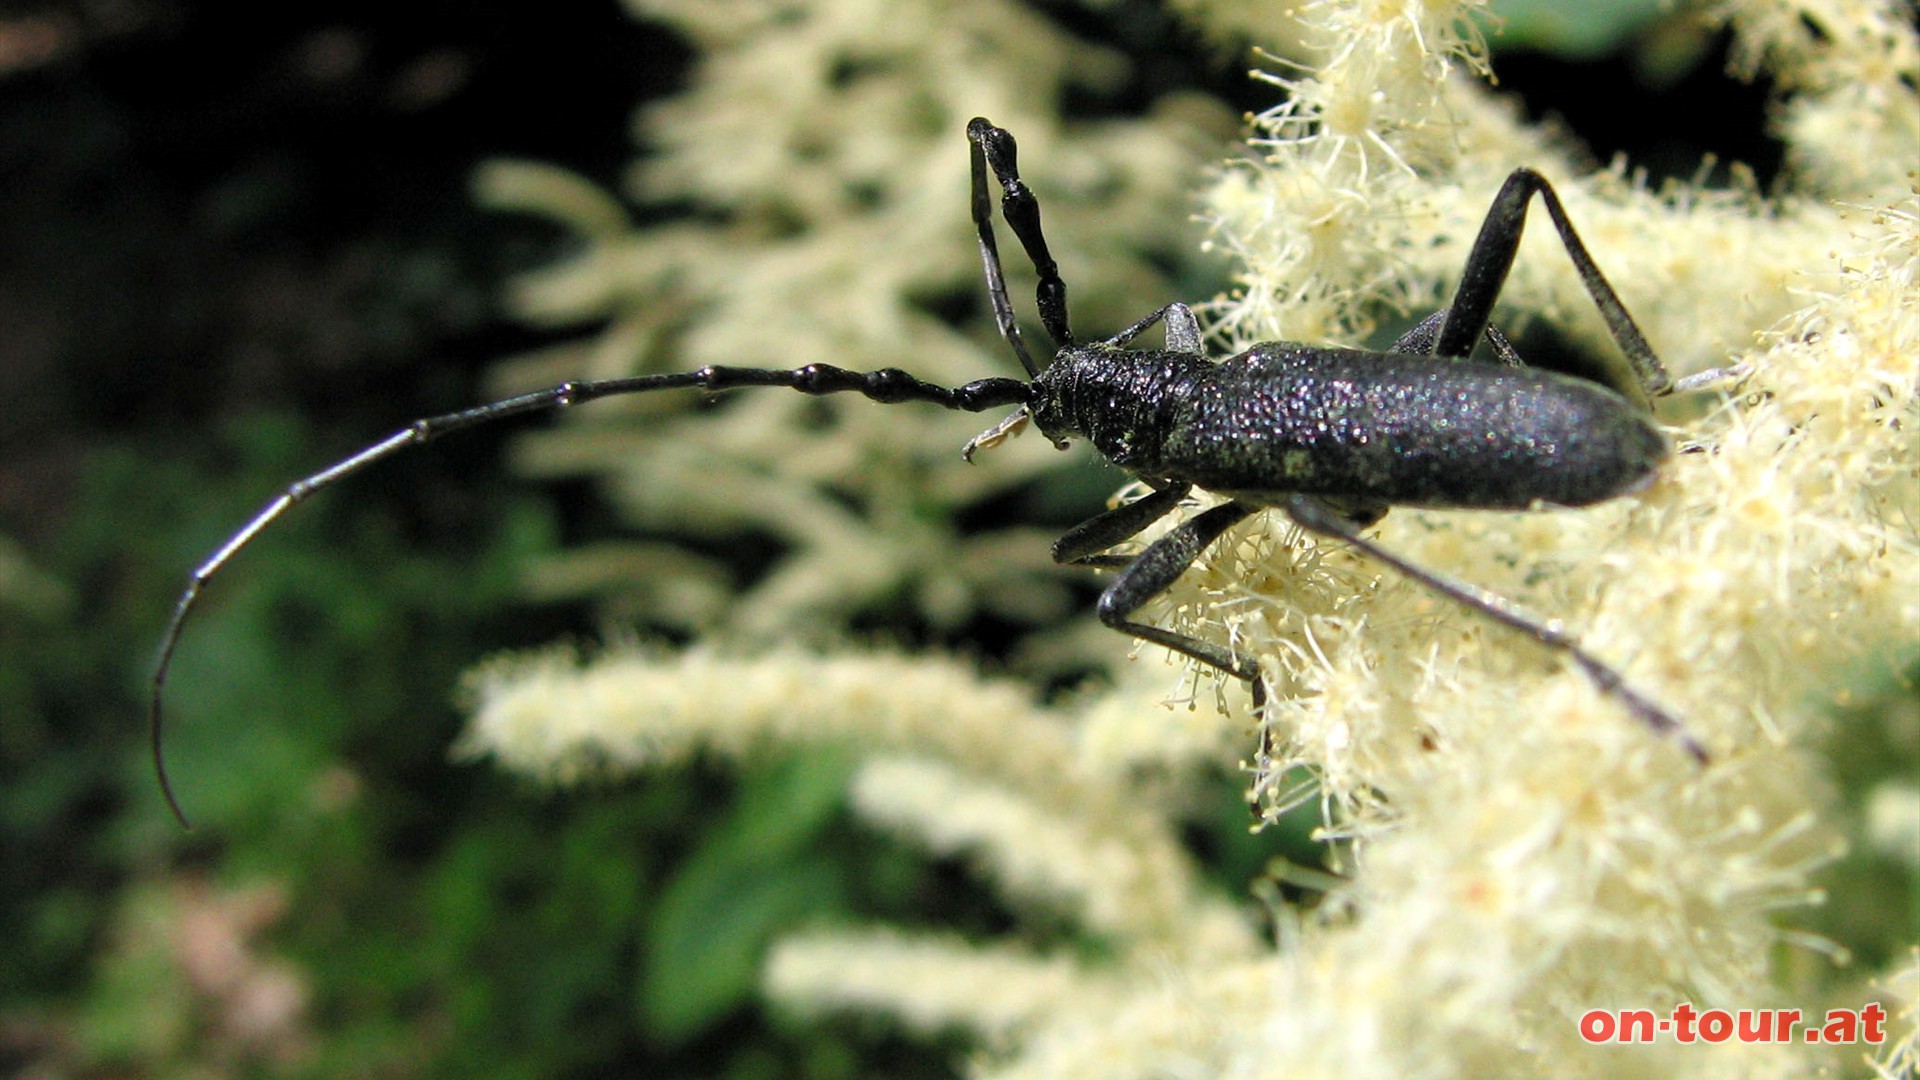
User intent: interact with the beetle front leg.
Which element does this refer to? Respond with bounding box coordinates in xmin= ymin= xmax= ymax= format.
xmin=1052 ymin=481 xmax=1192 ymax=566
xmin=1057 ymin=496 xmax=1275 ymax=808
xmin=1083 ymin=499 xmax=1258 ymax=689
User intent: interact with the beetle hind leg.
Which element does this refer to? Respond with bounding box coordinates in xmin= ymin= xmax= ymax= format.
xmin=1283 ymin=494 xmax=1709 ymax=764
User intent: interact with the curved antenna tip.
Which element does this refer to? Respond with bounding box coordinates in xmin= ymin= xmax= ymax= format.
xmin=150 ymin=693 xmax=192 ymax=830
xmin=150 ymin=592 xmax=197 ymax=830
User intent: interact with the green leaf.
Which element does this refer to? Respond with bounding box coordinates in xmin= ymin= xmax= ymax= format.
xmin=640 ymin=750 xmax=856 ymax=1041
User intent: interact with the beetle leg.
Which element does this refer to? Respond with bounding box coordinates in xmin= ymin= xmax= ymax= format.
xmin=1433 ymin=169 xmax=1672 ymax=404
xmin=1390 ymin=309 xmax=1523 ymax=367
xmin=1103 ymin=302 xmax=1203 ymax=354
xmin=1084 ymin=500 xmax=1256 ymax=690
xmin=1283 ymin=494 xmax=1708 ymax=764
xmin=1056 ymin=493 xmax=1274 ymax=807
xmin=1052 ymin=481 xmax=1191 ymax=564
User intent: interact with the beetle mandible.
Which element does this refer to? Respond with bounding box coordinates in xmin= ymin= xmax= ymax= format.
xmin=150 ymin=117 xmax=1720 ymax=826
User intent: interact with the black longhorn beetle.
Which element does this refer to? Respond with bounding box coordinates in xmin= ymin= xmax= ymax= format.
xmin=151 ymin=117 xmax=1728 ymax=826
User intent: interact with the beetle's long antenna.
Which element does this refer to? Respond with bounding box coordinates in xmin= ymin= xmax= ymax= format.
xmin=969 ymin=120 xmax=1042 ymax=376
xmin=150 ymin=598 xmax=198 ymax=826
xmin=968 ymin=118 xmax=1074 ymax=355
xmin=149 ymin=363 xmax=1030 ymax=826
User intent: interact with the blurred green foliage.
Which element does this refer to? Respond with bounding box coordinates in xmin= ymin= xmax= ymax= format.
xmin=1491 ymin=0 xmax=1670 ymax=58
xmin=0 ymin=1 xmax=978 ymax=1074
xmin=6 ymin=409 xmax=981 ymax=1075
xmin=1808 ymin=658 xmax=1920 ymax=978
